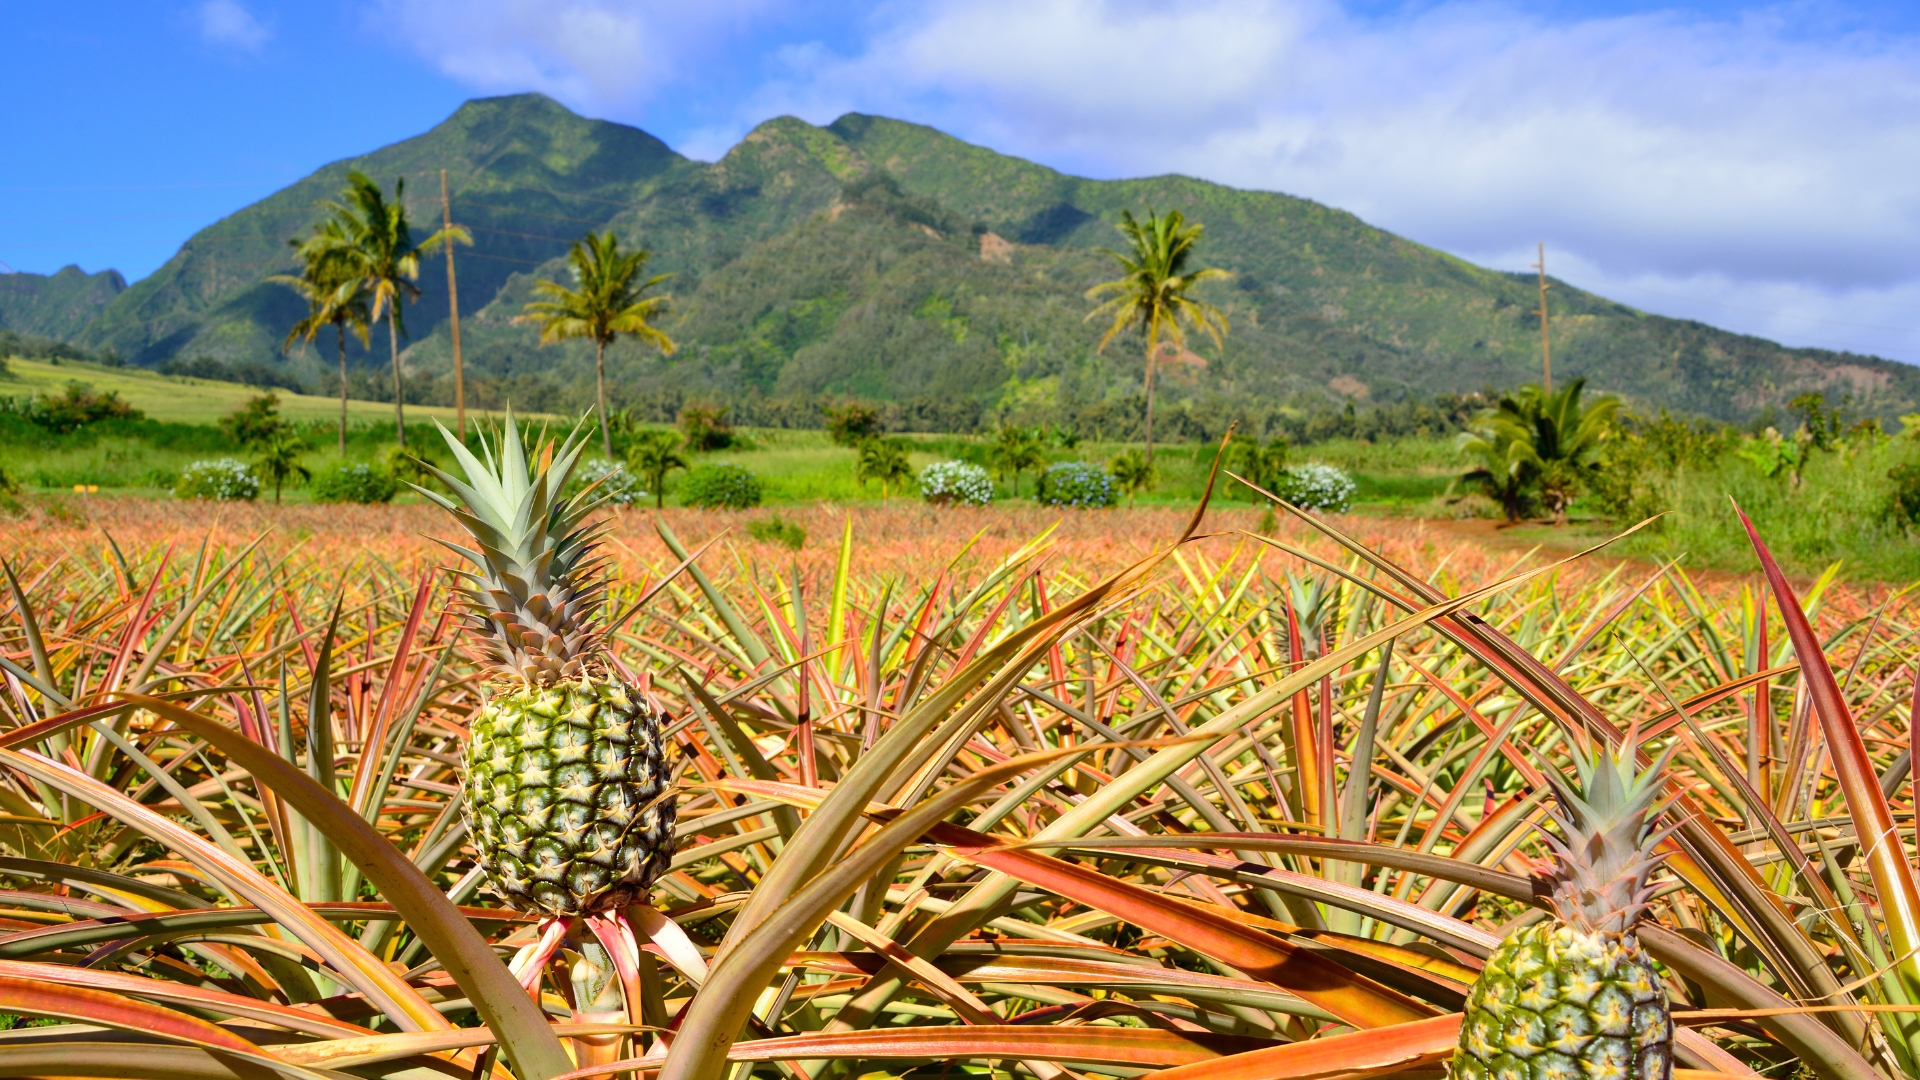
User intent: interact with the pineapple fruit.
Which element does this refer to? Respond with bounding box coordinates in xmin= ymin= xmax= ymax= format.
xmin=1452 ymin=737 xmax=1676 ymax=1080
xmin=416 ymin=415 xmax=676 ymax=916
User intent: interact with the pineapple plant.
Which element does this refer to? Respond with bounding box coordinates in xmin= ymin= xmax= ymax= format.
xmin=1453 ymin=736 xmax=1677 ymax=1080
xmin=414 ymin=414 xmax=677 ymax=919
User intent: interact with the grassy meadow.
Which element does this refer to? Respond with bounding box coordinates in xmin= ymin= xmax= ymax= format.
xmin=10 ymin=352 xmax=1920 ymax=586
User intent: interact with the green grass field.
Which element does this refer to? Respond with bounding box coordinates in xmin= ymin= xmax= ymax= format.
xmin=0 ymin=357 xmax=475 ymax=425
xmin=15 ymin=353 xmax=1916 ymax=582
xmin=1 ymin=354 xmax=1462 ymax=509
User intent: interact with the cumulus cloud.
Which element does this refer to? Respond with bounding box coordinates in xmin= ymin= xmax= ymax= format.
xmin=379 ymin=0 xmax=1920 ymax=360
xmin=197 ymin=0 xmax=271 ymax=51
xmin=744 ymin=0 xmax=1920 ymax=360
xmin=375 ymin=0 xmax=773 ymax=112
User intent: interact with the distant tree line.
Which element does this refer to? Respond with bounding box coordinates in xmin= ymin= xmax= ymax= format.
xmin=0 ymin=329 xmax=120 ymax=367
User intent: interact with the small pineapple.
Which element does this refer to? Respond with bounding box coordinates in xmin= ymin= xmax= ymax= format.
xmin=1453 ymin=737 xmax=1676 ymax=1080
xmin=417 ymin=414 xmax=676 ymax=916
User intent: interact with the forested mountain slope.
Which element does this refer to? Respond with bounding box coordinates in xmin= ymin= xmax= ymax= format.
xmin=0 ymin=265 xmax=125 ymax=341
xmin=59 ymin=94 xmax=1918 ymax=426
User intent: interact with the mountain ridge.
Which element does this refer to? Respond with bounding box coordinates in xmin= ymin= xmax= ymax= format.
xmin=42 ymin=93 xmax=1920 ymax=426
xmin=0 ymin=265 xmax=126 ymax=341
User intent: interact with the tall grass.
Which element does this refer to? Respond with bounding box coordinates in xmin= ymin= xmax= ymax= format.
xmin=1611 ymin=438 xmax=1920 ymax=580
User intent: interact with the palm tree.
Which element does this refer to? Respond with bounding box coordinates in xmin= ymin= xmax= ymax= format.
xmin=1226 ymin=434 xmax=1290 ymax=500
xmin=273 ymin=222 xmax=368 ymax=453
xmin=515 ymin=231 xmax=675 ymax=459
xmin=626 ymin=429 xmax=688 ymax=509
xmin=254 ymin=426 xmax=311 ymax=505
xmin=1459 ymin=378 xmax=1620 ymax=524
xmin=990 ymin=425 xmax=1047 ymax=498
xmin=1457 ymin=414 xmax=1539 ymax=523
xmin=1111 ymin=448 xmax=1154 ymax=507
xmin=311 ymin=171 xmax=468 ymax=448
xmin=1085 ymin=209 xmax=1230 ymax=467
xmin=856 ymin=437 xmax=913 ymax=499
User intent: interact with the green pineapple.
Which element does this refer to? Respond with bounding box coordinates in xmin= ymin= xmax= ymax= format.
xmin=1453 ymin=738 xmax=1676 ymax=1080
xmin=417 ymin=415 xmax=676 ymax=916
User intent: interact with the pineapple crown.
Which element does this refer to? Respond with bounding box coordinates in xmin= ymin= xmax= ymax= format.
xmin=414 ymin=410 xmax=614 ymax=686
xmin=1536 ymin=730 xmax=1678 ymax=940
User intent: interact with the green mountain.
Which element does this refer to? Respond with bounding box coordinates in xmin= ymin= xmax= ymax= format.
xmin=0 ymin=265 xmax=126 ymax=341
xmin=65 ymin=93 xmax=1920 ymax=428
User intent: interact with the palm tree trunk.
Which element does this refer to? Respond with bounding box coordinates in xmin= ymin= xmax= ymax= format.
xmin=654 ymin=474 xmax=664 ymax=510
xmin=335 ymin=322 xmax=348 ymax=455
xmin=1143 ymin=334 xmax=1159 ymax=468
xmin=388 ymin=308 xmax=406 ymax=449
xmin=596 ymin=337 xmax=612 ymax=459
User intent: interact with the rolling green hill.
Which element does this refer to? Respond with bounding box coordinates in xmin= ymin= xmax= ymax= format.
xmin=0 ymin=357 xmax=470 ymax=426
xmin=53 ymin=93 xmax=1920 ymax=428
xmin=0 ymin=266 xmax=125 ymax=341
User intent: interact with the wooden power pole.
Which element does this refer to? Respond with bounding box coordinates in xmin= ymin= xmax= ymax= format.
xmin=441 ymin=169 xmax=466 ymax=439
xmin=1533 ymin=241 xmax=1551 ymax=393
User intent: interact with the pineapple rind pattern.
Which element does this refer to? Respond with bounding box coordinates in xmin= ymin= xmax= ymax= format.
xmin=463 ymin=679 xmax=677 ymax=915
xmin=1451 ymin=922 xmax=1672 ymax=1080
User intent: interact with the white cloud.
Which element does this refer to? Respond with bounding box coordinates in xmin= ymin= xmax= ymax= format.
xmin=197 ymin=0 xmax=271 ymax=51
xmin=1465 ymin=245 xmax=1920 ymax=363
xmin=377 ymin=0 xmax=771 ymax=112
xmin=372 ymin=0 xmax=1920 ymax=361
xmin=749 ymin=0 xmax=1920 ymax=360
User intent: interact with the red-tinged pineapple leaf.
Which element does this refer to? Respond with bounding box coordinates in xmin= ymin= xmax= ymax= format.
xmin=1151 ymin=1013 xmax=1460 ymax=1080
xmin=922 ymin=820 xmax=1438 ymax=1028
xmin=559 ymin=1025 xmax=1274 ymax=1079
xmin=0 ymin=973 xmax=272 ymax=1059
xmin=1733 ymin=504 xmax=1920 ymax=1005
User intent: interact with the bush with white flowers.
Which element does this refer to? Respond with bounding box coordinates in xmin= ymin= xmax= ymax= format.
xmin=1035 ymin=461 xmax=1115 ymax=509
xmin=175 ymin=458 xmax=260 ymax=502
xmin=920 ymin=460 xmax=994 ymax=506
xmin=573 ymin=458 xmax=647 ymax=507
xmin=1275 ymin=461 xmax=1356 ymax=513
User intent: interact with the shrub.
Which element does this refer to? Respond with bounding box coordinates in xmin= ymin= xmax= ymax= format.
xmin=1035 ymin=461 xmax=1115 ymax=509
xmin=33 ymin=383 xmax=143 ymax=434
xmin=748 ymin=515 xmax=807 ymax=550
xmin=311 ymin=463 xmax=399 ymax=504
xmin=680 ymin=463 xmax=763 ymax=509
xmin=220 ymin=393 xmax=285 ymax=448
xmin=824 ymin=401 xmax=884 ymax=446
xmin=1889 ymin=461 xmax=1920 ymax=526
xmin=384 ymin=445 xmax=439 ymax=491
xmin=679 ymin=404 xmax=734 ymax=451
xmin=174 ymin=458 xmax=260 ymax=501
xmin=572 ymin=459 xmax=647 ymax=507
xmin=1276 ymin=462 xmax=1356 ymax=513
xmin=919 ymin=461 xmax=993 ymax=506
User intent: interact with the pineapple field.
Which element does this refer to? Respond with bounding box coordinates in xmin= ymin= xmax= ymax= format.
xmin=2 ymin=424 xmax=1920 ymax=1080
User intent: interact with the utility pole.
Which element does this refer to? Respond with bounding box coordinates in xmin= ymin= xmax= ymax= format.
xmin=441 ymin=169 xmax=466 ymax=440
xmin=1533 ymin=241 xmax=1551 ymax=393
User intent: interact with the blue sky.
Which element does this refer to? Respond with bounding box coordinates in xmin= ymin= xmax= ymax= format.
xmin=4 ymin=1 xmax=1918 ymax=360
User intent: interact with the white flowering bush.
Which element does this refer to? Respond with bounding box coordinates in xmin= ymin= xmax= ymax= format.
xmin=1276 ymin=461 xmax=1357 ymax=513
xmin=920 ymin=460 xmax=993 ymax=506
xmin=174 ymin=458 xmax=260 ymax=502
xmin=1036 ymin=461 xmax=1115 ymax=508
xmin=573 ymin=459 xmax=647 ymax=507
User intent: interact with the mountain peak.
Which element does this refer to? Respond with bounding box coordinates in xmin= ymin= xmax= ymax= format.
xmin=55 ymin=101 xmax=1918 ymax=422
